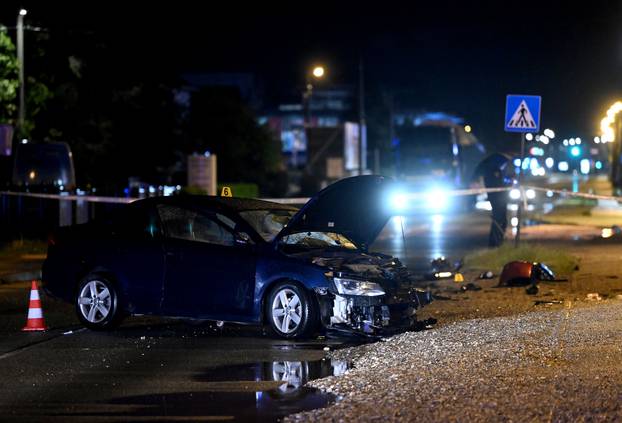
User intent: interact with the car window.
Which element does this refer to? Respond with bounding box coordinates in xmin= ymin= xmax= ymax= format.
xmin=157 ymin=205 xmax=234 ymax=246
xmin=216 ymin=213 xmax=236 ymax=230
xmin=239 ymin=209 xmax=297 ymax=241
xmin=100 ymin=205 xmax=161 ymax=240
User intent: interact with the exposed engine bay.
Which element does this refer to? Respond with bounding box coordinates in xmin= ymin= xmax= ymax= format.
xmin=291 ymin=250 xmax=433 ymax=336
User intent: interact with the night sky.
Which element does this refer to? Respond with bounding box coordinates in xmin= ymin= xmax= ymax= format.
xmin=2 ymin=1 xmax=622 ymax=150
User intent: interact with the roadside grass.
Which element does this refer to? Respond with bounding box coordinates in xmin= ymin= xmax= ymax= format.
xmin=527 ymin=204 xmax=622 ymax=227
xmin=465 ymin=243 xmax=579 ymax=276
xmin=0 ymin=239 xmax=47 ymax=258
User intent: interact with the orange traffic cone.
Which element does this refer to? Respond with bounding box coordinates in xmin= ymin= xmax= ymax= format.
xmin=22 ymin=280 xmax=47 ymax=331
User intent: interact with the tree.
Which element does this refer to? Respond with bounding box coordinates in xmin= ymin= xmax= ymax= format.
xmin=187 ymin=87 xmax=286 ymax=196
xmin=0 ymin=28 xmax=19 ymax=126
xmin=0 ymin=27 xmax=52 ymax=139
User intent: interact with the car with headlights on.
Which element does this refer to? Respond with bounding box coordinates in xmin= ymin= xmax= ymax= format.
xmin=42 ymin=175 xmax=431 ymax=339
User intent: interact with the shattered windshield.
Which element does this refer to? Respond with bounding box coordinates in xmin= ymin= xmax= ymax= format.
xmin=281 ymin=232 xmax=358 ymax=250
xmin=239 ymin=209 xmax=297 ymax=242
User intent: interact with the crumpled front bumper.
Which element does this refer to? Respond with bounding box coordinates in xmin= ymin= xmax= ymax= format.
xmin=316 ymin=287 xmax=433 ymax=336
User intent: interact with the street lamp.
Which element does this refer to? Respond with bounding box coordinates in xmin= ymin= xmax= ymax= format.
xmin=17 ymin=8 xmax=27 ymax=134
xmin=303 ymin=65 xmax=325 ymax=126
xmin=358 ymin=57 xmax=365 ymax=175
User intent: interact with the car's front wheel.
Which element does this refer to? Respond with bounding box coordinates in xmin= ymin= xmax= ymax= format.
xmin=75 ymin=275 xmax=124 ymax=330
xmin=266 ymin=282 xmax=318 ymax=339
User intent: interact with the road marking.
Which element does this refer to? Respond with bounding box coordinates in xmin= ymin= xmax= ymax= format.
xmin=0 ymin=327 xmax=85 ymax=361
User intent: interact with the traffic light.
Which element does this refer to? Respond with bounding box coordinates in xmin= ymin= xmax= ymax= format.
xmin=570 ymin=146 xmax=581 ymax=157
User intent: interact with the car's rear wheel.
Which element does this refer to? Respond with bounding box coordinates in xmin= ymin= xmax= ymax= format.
xmin=266 ymin=282 xmax=318 ymax=339
xmin=75 ymin=275 xmax=124 ymax=330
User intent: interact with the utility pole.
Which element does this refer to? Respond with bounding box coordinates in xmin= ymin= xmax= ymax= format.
xmin=358 ymin=54 xmax=366 ymax=175
xmin=17 ymin=9 xmax=27 ymax=135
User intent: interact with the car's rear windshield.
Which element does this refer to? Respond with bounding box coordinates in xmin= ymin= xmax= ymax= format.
xmin=239 ymin=209 xmax=297 ymax=242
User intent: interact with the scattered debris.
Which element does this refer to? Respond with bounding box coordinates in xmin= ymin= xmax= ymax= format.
xmin=525 ymin=285 xmax=539 ymax=295
xmin=427 ymin=256 xmax=463 ymax=280
xmin=460 ymin=283 xmax=482 ymax=292
xmin=413 ymin=317 xmax=438 ymax=331
xmin=431 ymin=294 xmax=455 ymax=301
xmin=586 ymin=293 xmax=603 ymax=301
xmin=499 ymin=261 xmax=558 ymax=288
xmin=534 ymin=300 xmax=563 ymax=306
xmin=478 ymin=271 xmax=494 ymax=279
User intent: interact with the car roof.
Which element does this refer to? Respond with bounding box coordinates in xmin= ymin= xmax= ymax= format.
xmin=132 ymin=195 xmax=298 ymax=214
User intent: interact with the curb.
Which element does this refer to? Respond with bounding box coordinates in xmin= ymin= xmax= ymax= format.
xmin=0 ymin=270 xmax=42 ymax=284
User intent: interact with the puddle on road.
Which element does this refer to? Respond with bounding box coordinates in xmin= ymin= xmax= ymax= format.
xmin=83 ymin=359 xmax=351 ymax=422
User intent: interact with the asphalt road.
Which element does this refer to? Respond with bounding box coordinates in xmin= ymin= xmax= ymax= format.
xmin=0 ymin=209 xmax=493 ymax=422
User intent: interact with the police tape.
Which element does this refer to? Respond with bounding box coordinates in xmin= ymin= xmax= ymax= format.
xmin=1 ymin=186 xmax=621 ymax=205
xmin=0 ymin=191 xmax=135 ymax=204
xmin=0 ymin=188 xmax=509 ymax=205
xmin=522 ymin=186 xmax=622 ymax=202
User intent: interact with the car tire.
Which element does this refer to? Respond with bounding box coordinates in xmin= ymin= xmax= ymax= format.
xmin=75 ymin=274 xmax=124 ymax=330
xmin=265 ymin=281 xmax=318 ymax=339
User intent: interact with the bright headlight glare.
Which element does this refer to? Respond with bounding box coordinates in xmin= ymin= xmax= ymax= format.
xmin=332 ymin=277 xmax=385 ymax=296
xmin=390 ymin=192 xmax=408 ymax=211
xmin=426 ymin=188 xmax=449 ymax=209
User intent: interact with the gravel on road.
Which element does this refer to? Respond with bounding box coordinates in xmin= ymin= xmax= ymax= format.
xmin=288 ymin=300 xmax=622 ymax=422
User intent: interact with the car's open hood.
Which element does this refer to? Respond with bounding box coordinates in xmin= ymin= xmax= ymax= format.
xmin=274 ymin=175 xmax=397 ymax=248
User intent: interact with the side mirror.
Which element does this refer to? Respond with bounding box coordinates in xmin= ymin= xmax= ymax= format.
xmin=235 ymin=231 xmax=253 ymax=246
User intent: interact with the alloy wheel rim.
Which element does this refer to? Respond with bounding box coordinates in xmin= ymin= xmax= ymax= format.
xmin=272 ymin=361 xmax=304 ymax=393
xmin=271 ymin=288 xmax=302 ymax=334
xmin=78 ymin=280 xmax=111 ymax=323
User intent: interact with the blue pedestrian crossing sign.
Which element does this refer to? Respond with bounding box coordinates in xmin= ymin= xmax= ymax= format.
xmin=504 ymin=95 xmax=541 ymax=133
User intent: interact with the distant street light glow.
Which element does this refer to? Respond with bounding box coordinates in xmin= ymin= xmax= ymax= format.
xmin=19 ymin=9 xmax=27 ymax=16
xmin=544 ymin=128 xmax=555 ymax=138
xmin=601 ymin=101 xmax=622 ymax=142
xmin=545 ymin=157 xmax=554 ymax=168
xmin=580 ymin=159 xmax=590 ymax=174
xmin=312 ymin=66 xmax=325 ymax=78
xmin=525 ymin=133 xmax=533 ymax=141
xmin=464 ymin=125 xmax=472 ymax=133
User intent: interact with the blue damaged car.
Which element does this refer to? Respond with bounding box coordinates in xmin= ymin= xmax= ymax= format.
xmin=42 ymin=175 xmax=431 ymax=339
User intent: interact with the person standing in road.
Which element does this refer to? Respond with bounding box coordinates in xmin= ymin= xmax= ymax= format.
xmin=472 ymin=153 xmax=513 ymax=247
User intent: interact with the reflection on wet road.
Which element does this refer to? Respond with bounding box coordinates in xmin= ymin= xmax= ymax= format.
xmin=99 ymin=359 xmax=350 ymax=422
xmin=372 ymin=210 xmax=490 ymax=272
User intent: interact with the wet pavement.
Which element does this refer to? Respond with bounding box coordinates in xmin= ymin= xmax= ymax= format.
xmin=3 ymin=206 xmax=619 ymax=421
xmin=0 ymin=320 xmax=355 ymax=422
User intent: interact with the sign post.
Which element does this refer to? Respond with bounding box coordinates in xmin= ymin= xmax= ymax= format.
xmin=504 ymin=94 xmax=541 ymax=247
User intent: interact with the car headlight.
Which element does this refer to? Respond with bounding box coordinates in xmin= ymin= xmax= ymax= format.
xmin=332 ymin=277 xmax=385 ymax=296
xmin=425 ymin=188 xmax=449 ymax=210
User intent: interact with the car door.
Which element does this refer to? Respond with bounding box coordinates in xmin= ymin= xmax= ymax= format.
xmin=112 ymin=202 xmax=166 ymax=314
xmin=158 ymin=204 xmax=256 ymax=321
